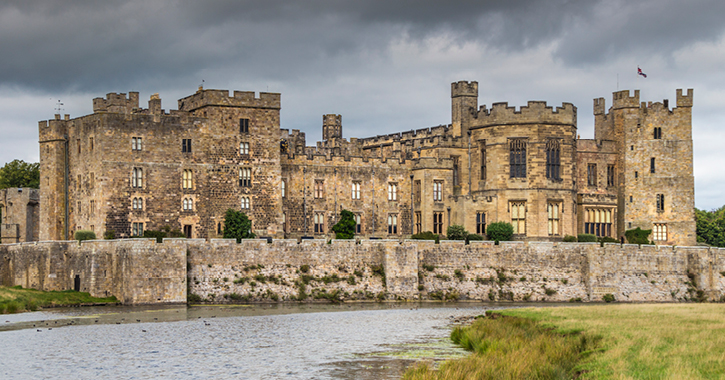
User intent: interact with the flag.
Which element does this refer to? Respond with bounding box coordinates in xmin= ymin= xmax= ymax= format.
xmin=637 ymin=66 xmax=647 ymax=78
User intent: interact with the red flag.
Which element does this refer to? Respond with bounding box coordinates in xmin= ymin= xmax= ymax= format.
xmin=638 ymin=66 xmax=647 ymax=78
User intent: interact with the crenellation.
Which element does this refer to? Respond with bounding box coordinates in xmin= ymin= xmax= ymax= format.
xmin=612 ymin=89 xmax=640 ymax=109
xmin=676 ymin=88 xmax=694 ymax=107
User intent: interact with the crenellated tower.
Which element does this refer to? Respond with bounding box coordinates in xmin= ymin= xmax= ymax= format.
xmin=451 ymin=81 xmax=478 ymax=137
xmin=322 ymin=114 xmax=342 ymax=140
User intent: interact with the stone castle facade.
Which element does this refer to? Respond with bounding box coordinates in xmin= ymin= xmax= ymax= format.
xmin=33 ymin=81 xmax=695 ymax=245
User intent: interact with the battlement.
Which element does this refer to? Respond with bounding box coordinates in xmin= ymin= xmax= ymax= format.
xmin=676 ymin=88 xmax=694 ymax=107
xmin=412 ymin=156 xmax=453 ymax=170
xmin=92 ymin=92 xmax=140 ymax=114
xmin=322 ymin=114 xmax=342 ymax=140
xmin=177 ymin=88 xmax=281 ymax=111
xmin=593 ymin=97 xmax=606 ymax=115
xmin=451 ymin=81 xmax=478 ymax=97
xmin=359 ymin=125 xmax=451 ymax=146
xmin=472 ymin=101 xmax=577 ymax=127
xmin=612 ymin=89 xmax=640 ymax=109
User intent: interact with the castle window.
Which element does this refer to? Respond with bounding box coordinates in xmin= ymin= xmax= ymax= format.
xmin=387 ymin=214 xmax=398 ymax=235
xmin=388 ymin=182 xmax=397 ymax=201
xmin=182 ymin=169 xmax=193 ymax=189
xmin=281 ymin=179 xmax=286 ymax=198
xmin=511 ymin=201 xmax=526 ymax=235
xmin=355 ymin=213 xmax=362 ymax=234
xmin=547 ymin=202 xmax=561 ymax=236
xmin=132 ymin=168 xmax=143 ymax=188
xmin=653 ymin=223 xmax=667 ymax=241
xmin=314 ymin=180 xmax=324 ymax=199
xmin=90 ymin=173 xmax=95 ymax=189
xmin=414 ymin=180 xmax=421 ymax=203
xmin=132 ymin=222 xmax=143 ymax=237
xmin=635 ymin=171 xmax=638 ymax=179
xmin=77 ymin=201 xmax=81 ymax=215
xmin=182 ymin=139 xmax=192 ymax=153
xmin=509 ymin=139 xmax=527 ymax=178
xmin=282 ymin=213 xmax=287 ymax=234
xmin=241 ymin=196 xmax=250 ymax=210
xmin=656 ymin=194 xmax=665 ymax=212
xmin=89 ymin=137 xmax=94 ymax=151
xmin=476 ymin=212 xmax=486 ymax=235
xmin=183 ymin=225 xmax=192 ymax=239
xmin=240 ymin=118 xmax=250 ymax=134
xmin=90 ymin=200 xmax=96 ymax=216
xmin=546 ymin=139 xmax=561 ymax=180
xmin=77 ymin=174 xmax=82 ymax=190
xmin=607 ymin=165 xmax=615 ymax=187
xmin=314 ymin=212 xmax=325 ymax=234
xmin=650 ymin=158 xmax=656 ymax=174
xmin=240 ymin=142 xmax=249 ymax=155
xmin=585 ymin=209 xmax=612 ymax=237
xmin=433 ymin=180 xmax=443 ymax=202
xmin=218 ymin=222 xmax=222 ymax=235
xmin=587 ymin=164 xmax=597 ymax=186
xmin=433 ymin=212 xmax=444 ymax=234
xmin=239 ymin=168 xmax=252 ymax=187
xmin=654 ymin=127 xmax=662 ymax=140
xmin=132 ymin=197 xmax=143 ymax=210
xmin=77 ymin=139 xmax=81 ymax=154
xmin=415 ymin=212 xmax=422 ymax=234
xmin=132 ymin=137 xmax=142 ymax=151
xmin=452 ymin=156 xmax=460 ymax=187
xmin=183 ymin=198 xmax=193 ymax=211
xmin=480 ymin=141 xmax=487 ymax=181
xmin=351 ymin=181 xmax=361 ymax=200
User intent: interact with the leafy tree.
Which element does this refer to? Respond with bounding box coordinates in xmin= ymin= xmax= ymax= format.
xmin=74 ymin=230 xmax=96 ymax=241
xmin=695 ymin=207 xmax=725 ymax=247
xmin=223 ymin=209 xmax=255 ymax=242
xmin=0 ymin=160 xmax=40 ymax=189
xmin=446 ymin=224 xmax=469 ymax=240
xmin=331 ymin=209 xmax=356 ymax=239
xmin=625 ymin=227 xmax=651 ymax=245
xmin=487 ymin=222 xmax=514 ymax=242
xmin=577 ymin=234 xmax=597 ymax=242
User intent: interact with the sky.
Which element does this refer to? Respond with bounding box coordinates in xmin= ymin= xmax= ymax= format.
xmin=1 ymin=0 xmax=724 ymax=209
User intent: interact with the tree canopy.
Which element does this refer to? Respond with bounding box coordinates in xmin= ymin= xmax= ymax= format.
xmin=696 ymin=207 xmax=725 ymax=247
xmin=223 ymin=209 xmax=255 ymax=242
xmin=0 ymin=160 xmax=40 ymax=189
xmin=331 ymin=209 xmax=356 ymax=239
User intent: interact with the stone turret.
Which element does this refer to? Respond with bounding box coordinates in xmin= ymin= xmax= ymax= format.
xmin=322 ymin=114 xmax=342 ymax=140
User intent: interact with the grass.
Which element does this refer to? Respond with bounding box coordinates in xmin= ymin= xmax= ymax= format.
xmin=405 ymin=304 xmax=725 ymax=379
xmin=0 ymin=286 xmax=118 ymax=314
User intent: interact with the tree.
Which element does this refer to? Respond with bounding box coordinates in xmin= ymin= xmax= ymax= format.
xmin=486 ymin=222 xmax=514 ymax=242
xmin=0 ymin=160 xmax=40 ymax=189
xmin=625 ymin=227 xmax=652 ymax=245
xmin=446 ymin=224 xmax=469 ymax=240
xmin=223 ymin=209 xmax=255 ymax=242
xmin=695 ymin=207 xmax=725 ymax=247
xmin=331 ymin=209 xmax=356 ymax=239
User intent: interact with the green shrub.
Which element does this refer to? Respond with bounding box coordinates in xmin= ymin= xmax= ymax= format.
xmin=103 ymin=230 xmax=116 ymax=240
xmin=577 ymin=234 xmax=596 ymax=242
xmin=300 ymin=264 xmax=310 ymax=273
xmin=486 ymin=222 xmax=514 ymax=242
xmin=422 ymin=264 xmax=435 ymax=272
xmin=454 ymin=269 xmax=465 ymax=281
xmin=74 ymin=230 xmax=96 ymax=241
xmin=466 ymin=233 xmax=484 ymax=241
xmin=446 ymin=225 xmax=469 ymax=240
xmin=562 ymin=235 xmax=577 ymax=242
xmin=223 ymin=209 xmax=255 ymax=242
xmin=603 ymin=293 xmax=615 ymax=303
xmin=625 ymin=227 xmax=652 ymax=245
xmin=598 ymin=236 xmax=619 ymax=244
xmin=187 ymin=293 xmax=202 ymax=303
xmin=544 ymin=287 xmax=557 ymax=296
xmin=143 ymin=226 xmax=185 ymax=243
xmin=331 ymin=209 xmax=356 ymax=239
xmin=411 ymin=231 xmax=439 ymax=240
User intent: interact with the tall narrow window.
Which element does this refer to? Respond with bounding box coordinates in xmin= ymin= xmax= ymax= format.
xmin=282 ymin=213 xmax=287 ymax=233
xmin=653 ymin=127 xmax=662 ymax=139
xmin=182 ymin=139 xmax=192 ymax=153
xmin=132 ymin=197 xmax=143 ymax=210
xmin=547 ymin=203 xmax=560 ymax=236
xmin=584 ymin=209 xmax=612 ymax=237
xmin=650 ymin=158 xmax=656 ymax=174
xmin=480 ymin=141 xmax=487 ymax=180
xmin=314 ymin=180 xmax=324 ymax=199
xmin=656 ymin=194 xmax=665 ymax=212
xmin=132 ymin=137 xmax=142 ymax=151
xmin=89 ymin=137 xmax=94 ymax=151
xmin=387 ymin=214 xmax=398 ymax=234
xmin=433 ymin=212 xmax=444 ymax=234
xmin=452 ymin=156 xmax=460 ymax=187
xmin=351 ymin=181 xmax=361 ymax=200
xmin=433 ymin=180 xmax=443 ymax=202
xmin=587 ymin=164 xmax=597 ymax=186
xmin=239 ymin=168 xmax=251 ymax=187
xmin=511 ymin=202 xmax=526 ymax=235
xmin=653 ymin=223 xmax=667 ymax=241
xmin=355 ymin=213 xmax=362 ymax=234
xmin=476 ymin=212 xmax=486 ymax=235
xmin=90 ymin=173 xmax=95 ymax=189
xmin=607 ymin=165 xmax=615 ymax=187
xmin=546 ymin=139 xmax=561 ymax=180
xmin=132 ymin=168 xmax=143 ymax=188
xmin=90 ymin=200 xmax=96 ymax=216
xmin=77 ymin=139 xmax=81 ymax=154
xmin=509 ymin=139 xmax=527 ymax=178
xmin=240 ymin=118 xmax=249 ymax=134
xmin=132 ymin=222 xmax=144 ymax=237
xmin=240 ymin=142 xmax=250 ymax=155
xmin=182 ymin=169 xmax=193 ymax=189
xmin=388 ymin=182 xmax=397 ymax=201
xmin=415 ymin=212 xmax=422 ymax=234
xmin=183 ymin=198 xmax=193 ymax=211
xmin=281 ymin=179 xmax=286 ymax=198
xmin=414 ymin=180 xmax=421 ymax=203
xmin=241 ymin=196 xmax=250 ymax=210
xmin=314 ymin=212 xmax=325 ymax=233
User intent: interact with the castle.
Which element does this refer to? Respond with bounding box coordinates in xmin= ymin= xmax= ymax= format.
xmin=23 ymin=81 xmax=694 ymax=246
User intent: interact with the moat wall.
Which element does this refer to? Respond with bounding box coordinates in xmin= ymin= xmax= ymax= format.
xmin=1 ymin=239 xmax=723 ymax=304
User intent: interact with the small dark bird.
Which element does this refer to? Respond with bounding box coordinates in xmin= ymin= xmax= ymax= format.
xmin=48 ymin=328 xmax=52 ymax=330
xmin=142 ymin=330 xmax=147 ymax=333
xmin=37 ymin=329 xmax=41 ymax=332
xmin=136 ymin=319 xmax=140 ymax=322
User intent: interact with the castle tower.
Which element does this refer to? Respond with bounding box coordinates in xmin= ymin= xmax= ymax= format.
xmin=451 ymin=81 xmax=478 ymax=137
xmin=322 ymin=114 xmax=342 ymax=140
xmin=38 ymin=115 xmax=69 ymax=241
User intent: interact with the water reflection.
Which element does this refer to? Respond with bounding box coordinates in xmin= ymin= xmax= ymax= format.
xmin=1 ymin=303 xmax=528 ymax=379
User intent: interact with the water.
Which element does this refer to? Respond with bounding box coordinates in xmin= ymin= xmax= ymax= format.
xmin=0 ymin=302 xmax=523 ymax=379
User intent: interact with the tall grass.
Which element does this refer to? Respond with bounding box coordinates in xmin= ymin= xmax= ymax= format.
xmin=0 ymin=286 xmax=118 ymax=314
xmin=404 ymin=314 xmax=598 ymax=379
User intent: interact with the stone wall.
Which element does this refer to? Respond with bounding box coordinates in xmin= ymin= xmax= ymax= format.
xmin=2 ymin=239 xmax=722 ymax=305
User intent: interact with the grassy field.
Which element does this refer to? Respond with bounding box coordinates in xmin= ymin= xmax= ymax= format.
xmin=404 ymin=303 xmax=725 ymax=379
xmin=0 ymin=286 xmax=118 ymax=314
